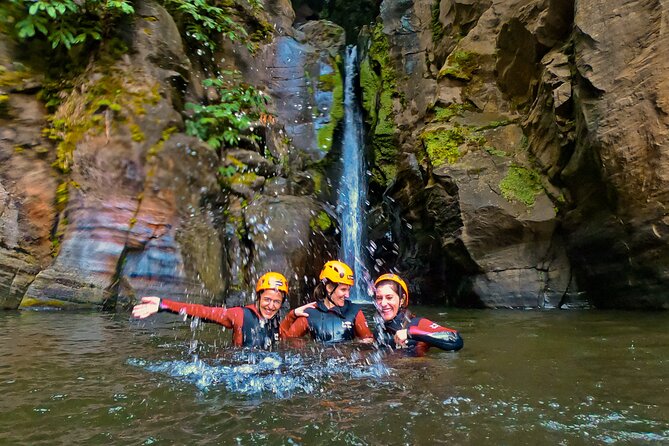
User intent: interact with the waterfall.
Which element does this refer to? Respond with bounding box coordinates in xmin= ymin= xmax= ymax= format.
xmin=338 ymin=46 xmax=370 ymax=302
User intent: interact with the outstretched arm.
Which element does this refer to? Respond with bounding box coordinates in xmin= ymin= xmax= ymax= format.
xmin=132 ymin=296 xmax=161 ymax=319
xmin=132 ymin=296 xmax=240 ymax=329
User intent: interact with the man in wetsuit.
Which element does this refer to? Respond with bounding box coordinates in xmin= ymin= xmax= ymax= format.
xmin=374 ymin=273 xmax=463 ymax=355
xmin=280 ymin=260 xmax=373 ymax=343
xmin=132 ymin=272 xmax=289 ymax=349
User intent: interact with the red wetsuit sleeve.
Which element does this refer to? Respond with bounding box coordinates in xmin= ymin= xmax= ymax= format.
xmin=407 ymin=317 xmax=463 ymax=351
xmin=354 ymin=310 xmax=374 ymax=340
xmin=279 ymin=310 xmax=310 ymax=338
xmin=159 ymin=299 xmax=243 ymax=329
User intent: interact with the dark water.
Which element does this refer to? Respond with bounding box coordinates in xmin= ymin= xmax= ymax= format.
xmin=1 ymin=307 xmax=668 ymax=445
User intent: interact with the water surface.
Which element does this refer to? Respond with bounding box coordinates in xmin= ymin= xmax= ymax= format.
xmin=1 ymin=308 xmax=667 ymax=445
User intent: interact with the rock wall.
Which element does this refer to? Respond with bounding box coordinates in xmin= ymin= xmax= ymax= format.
xmin=0 ymin=0 xmax=342 ymax=309
xmin=2 ymin=0 xmax=669 ymax=311
xmin=363 ymin=0 xmax=669 ymax=309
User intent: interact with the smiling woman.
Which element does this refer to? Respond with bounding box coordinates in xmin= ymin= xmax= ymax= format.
xmin=131 ymin=272 xmax=290 ymax=349
xmin=280 ymin=260 xmax=374 ymax=343
xmin=373 ymin=273 xmax=464 ymax=355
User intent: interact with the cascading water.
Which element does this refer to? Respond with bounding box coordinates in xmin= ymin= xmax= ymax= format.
xmin=337 ymin=46 xmax=370 ymax=301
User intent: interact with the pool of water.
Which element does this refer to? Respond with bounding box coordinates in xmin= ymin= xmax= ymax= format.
xmin=1 ymin=307 xmax=667 ymax=445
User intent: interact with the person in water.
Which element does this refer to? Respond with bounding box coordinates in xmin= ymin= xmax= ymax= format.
xmin=131 ymin=272 xmax=289 ymax=349
xmin=373 ymin=273 xmax=463 ymax=355
xmin=280 ymin=260 xmax=374 ymax=343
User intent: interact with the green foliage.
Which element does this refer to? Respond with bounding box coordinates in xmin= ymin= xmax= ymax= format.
xmin=185 ymin=72 xmax=269 ymax=149
xmin=161 ymin=0 xmax=248 ymax=52
xmin=438 ymin=50 xmax=479 ymax=81
xmin=430 ymin=0 xmax=444 ymax=42
xmin=499 ymin=165 xmax=544 ymax=207
xmin=1 ymin=0 xmax=134 ymax=50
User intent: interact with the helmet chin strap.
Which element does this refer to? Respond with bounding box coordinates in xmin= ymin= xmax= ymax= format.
xmin=325 ymin=282 xmax=338 ymax=307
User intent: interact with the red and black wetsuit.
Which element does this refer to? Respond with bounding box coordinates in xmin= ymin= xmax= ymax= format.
xmin=280 ymin=300 xmax=373 ymax=343
xmin=375 ymin=310 xmax=463 ymax=355
xmin=159 ymin=299 xmax=282 ymax=349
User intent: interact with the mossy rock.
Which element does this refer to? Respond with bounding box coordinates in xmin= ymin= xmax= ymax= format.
xmin=422 ymin=127 xmax=466 ymax=165
xmin=0 ymin=94 xmax=9 ymax=117
xmin=438 ymin=50 xmax=479 ymax=81
xmin=316 ymin=60 xmax=344 ymax=152
xmin=499 ymin=165 xmax=544 ymax=207
xmin=310 ymin=210 xmax=332 ymax=232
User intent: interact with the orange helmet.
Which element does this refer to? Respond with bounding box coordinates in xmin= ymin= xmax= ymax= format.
xmin=319 ymin=260 xmax=354 ymax=286
xmin=374 ymin=273 xmax=409 ymax=306
xmin=255 ymin=272 xmax=289 ymax=294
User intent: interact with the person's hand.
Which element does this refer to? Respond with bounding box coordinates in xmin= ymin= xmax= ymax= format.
xmin=294 ymin=301 xmax=317 ymax=317
xmin=394 ymin=329 xmax=408 ymax=348
xmin=358 ymin=337 xmax=374 ymax=344
xmin=132 ymin=296 xmax=161 ymax=319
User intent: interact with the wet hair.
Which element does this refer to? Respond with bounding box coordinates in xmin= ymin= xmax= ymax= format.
xmin=312 ymin=281 xmax=329 ymax=302
xmin=375 ymin=280 xmax=406 ymax=307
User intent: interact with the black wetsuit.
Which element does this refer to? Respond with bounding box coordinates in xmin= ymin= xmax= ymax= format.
xmin=375 ymin=310 xmax=463 ymax=354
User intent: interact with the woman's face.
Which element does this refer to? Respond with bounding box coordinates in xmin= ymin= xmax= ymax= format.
xmin=326 ymin=283 xmax=350 ymax=307
xmin=374 ymin=284 xmax=401 ymax=321
xmin=258 ymin=289 xmax=284 ymax=319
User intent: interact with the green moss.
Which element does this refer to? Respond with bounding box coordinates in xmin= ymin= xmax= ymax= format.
xmin=147 ymin=126 xmax=177 ymax=160
xmin=316 ymin=61 xmax=344 ymax=152
xmin=432 ymin=103 xmax=474 ymax=122
xmin=438 ymin=50 xmax=479 ymax=81
xmin=44 ymin=67 xmax=162 ymax=173
xmin=0 ymin=66 xmax=32 ymax=88
xmin=19 ymin=297 xmax=69 ymax=309
xmin=421 ymin=128 xmax=467 ymax=165
xmin=55 ymin=182 xmax=69 ymax=212
xmin=0 ymin=94 xmax=9 ymax=118
xmin=484 ymin=146 xmax=508 ymax=157
xmin=361 ymin=21 xmax=400 ymax=135
xmin=310 ymin=211 xmax=332 ymax=232
xmin=310 ymin=169 xmax=325 ymax=195
xmin=318 ymin=73 xmax=338 ymax=91
xmin=359 ymin=58 xmax=380 ymax=125
xmin=130 ymin=124 xmax=145 ymax=142
xmin=431 ymin=0 xmax=445 ymax=42
xmin=499 ymin=166 xmax=544 ymax=207
xmin=249 ymin=20 xmax=274 ymax=44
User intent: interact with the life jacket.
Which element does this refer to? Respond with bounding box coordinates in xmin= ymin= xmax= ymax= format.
xmin=304 ymin=300 xmax=362 ymax=343
xmin=241 ymin=305 xmax=281 ymax=349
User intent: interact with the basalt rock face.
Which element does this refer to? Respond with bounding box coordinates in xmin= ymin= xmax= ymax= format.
xmin=0 ymin=0 xmax=342 ymax=309
xmin=0 ymin=35 xmax=57 ymax=309
xmin=364 ymin=0 xmax=669 ymax=309
xmin=563 ymin=0 xmax=669 ymax=309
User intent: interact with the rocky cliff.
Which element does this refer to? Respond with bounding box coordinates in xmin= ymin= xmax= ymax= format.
xmin=1 ymin=0 xmax=668 ymax=310
xmin=362 ymin=0 xmax=669 ymax=309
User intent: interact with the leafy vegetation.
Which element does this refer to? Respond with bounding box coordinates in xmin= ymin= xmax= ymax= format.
xmin=1 ymin=0 xmax=134 ymax=50
xmin=185 ymin=72 xmax=269 ymax=149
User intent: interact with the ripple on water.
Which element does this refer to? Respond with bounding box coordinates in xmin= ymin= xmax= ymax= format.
xmin=127 ymin=349 xmax=391 ymax=398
